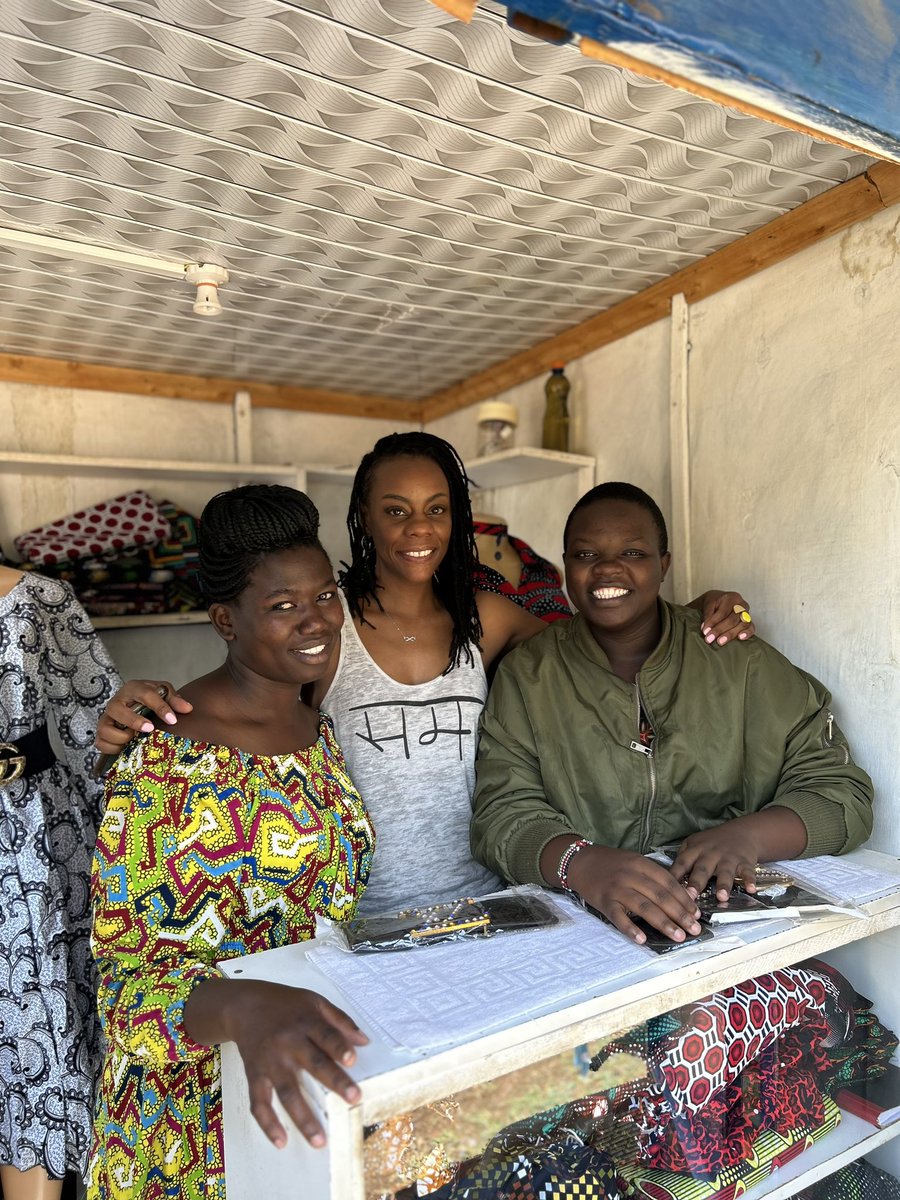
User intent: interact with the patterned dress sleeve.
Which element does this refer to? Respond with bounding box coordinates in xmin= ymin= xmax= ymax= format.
xmin=32 ymin=576 xmax=122 ymax=786
xmin=91 ymin=736 xmax=229 ymax=1070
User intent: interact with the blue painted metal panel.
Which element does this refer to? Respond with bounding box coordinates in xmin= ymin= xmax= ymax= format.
xmin=498 ymin=0 xmax=900 ymax=160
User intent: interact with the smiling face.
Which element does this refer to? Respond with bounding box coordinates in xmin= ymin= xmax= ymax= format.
xmin=212 ymin=544 xmax=343 ymax=686
xmin=564 ymin=499 xmax=671 ymax=641
xmin=361 ymin=455 xmax=453 ymax=585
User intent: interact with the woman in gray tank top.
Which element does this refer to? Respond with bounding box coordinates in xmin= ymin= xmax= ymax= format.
xmin=96 ymin=434 xmax=756 ymax=916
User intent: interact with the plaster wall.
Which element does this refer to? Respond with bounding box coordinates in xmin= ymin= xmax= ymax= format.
xmin=685 ymin=203 xmax=900 ymax=852
xmin=428 ymin=320 xmax=670 ymax=586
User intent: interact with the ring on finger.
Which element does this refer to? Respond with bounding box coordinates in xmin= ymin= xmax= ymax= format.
xmin=733 ymin=604 xmax=752 ymax=624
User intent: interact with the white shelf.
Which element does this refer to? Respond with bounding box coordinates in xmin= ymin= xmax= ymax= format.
xmin=0 ymin=450 xmax=298 ymax=484
xmin=757 ymin=1110 xmax=900 ymax=1200
xmin=305 ymin=464 xmax=357 ymax=486
xmin=465 ymin=446 xmax=595 ymax=489
xmin=92 ymin=611 xmax=209 ymax=630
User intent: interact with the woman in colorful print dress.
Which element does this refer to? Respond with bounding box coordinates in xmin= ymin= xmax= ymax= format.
xmin=87 ymin=486 xmax=375 ymax=1200
xmin=0 ymin=564 xmax=119 ymax=1200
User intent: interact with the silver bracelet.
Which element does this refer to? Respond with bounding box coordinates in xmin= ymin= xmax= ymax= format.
xmin=557 ymin=837 xmax=593 ymax=897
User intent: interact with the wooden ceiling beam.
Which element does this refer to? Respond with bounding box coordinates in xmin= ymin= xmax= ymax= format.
xmin=420 ymin=161 xmax=900 ymax=422
xmin=0 ymin=354 xmax=422 ymax=423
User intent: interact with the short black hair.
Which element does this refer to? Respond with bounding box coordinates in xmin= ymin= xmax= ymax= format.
xmin=563 ymin=482 xmax=669 ymax=555
xmin=341 ymin=432 xmax=482 ymax=671
xmin=198 ymin=484 xmax=324 ymax=604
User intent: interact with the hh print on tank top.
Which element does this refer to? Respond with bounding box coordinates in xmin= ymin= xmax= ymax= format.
xmin=323 ymin=591 xmax=500 ymax=915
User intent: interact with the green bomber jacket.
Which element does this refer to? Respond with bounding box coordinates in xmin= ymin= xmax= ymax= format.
xmin=470 ymin=601 xmax=874 ymax=887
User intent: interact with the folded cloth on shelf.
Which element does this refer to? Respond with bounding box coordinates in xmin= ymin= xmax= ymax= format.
xmin=14 ymin=490 xmax=170 ymax=566
xmin=623 ymin=1023 xmax=829 ymax=1178
xmin=425 ymin=1136 xmax=622 ymax=1200
xmin=593 ymin=965 xmax=832 ymax=1116
xmin=17 ymin=499 xmax=203 ymax=616
xmin=619 ymin=1095 xmax=841 ymax=1200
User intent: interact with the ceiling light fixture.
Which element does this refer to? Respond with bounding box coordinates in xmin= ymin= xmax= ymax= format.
xmin=185 ymin=262 xmax=229 ymax=317
xmin=0 ymin=227 xmax=229 ymax=317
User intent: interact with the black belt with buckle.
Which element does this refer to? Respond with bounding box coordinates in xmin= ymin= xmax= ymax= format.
xmin=0 ymin=724 xmax=57 ymax=785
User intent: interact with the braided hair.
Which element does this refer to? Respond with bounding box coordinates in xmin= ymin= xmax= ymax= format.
xmin=198 ymin=484 xmax=324 ymax=605
xmin=341 ymin=432 xmax=482 ymax=672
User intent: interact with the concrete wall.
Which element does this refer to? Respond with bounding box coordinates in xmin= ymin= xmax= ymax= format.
xmin=686 ymin=203 xmax=900 ymax=852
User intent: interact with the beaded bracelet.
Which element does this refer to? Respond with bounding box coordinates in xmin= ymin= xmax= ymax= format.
xmin=557 ymin=838 xmax=593 ymax=897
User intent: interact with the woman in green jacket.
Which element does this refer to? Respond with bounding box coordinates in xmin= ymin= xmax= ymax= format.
xmin=471 ymin=481 xmax=874 ymax=948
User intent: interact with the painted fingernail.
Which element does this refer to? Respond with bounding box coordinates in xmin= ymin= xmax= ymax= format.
xmin=706 ymin=633 xmax=715 ymax=643
xmin=164 ymin=712 xmax=177 ymax=725
xmin=717 ymin=635 xmax=728 ymax=645
xmin=140 ymin=721 xmax=153 ymax=733
xmin=310 ymin=1132 xmax=326 ymax=1148
xmin=738 ymin=632 xmax=749 ymax=640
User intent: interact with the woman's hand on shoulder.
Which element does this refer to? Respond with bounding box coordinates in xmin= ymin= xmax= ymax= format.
xmin=217 ymin=980 xmax=367 ymax=1148
xmin=95 ymin=679 xmax=192 ymax=754
xmin=692 ymin=590 xmax=756 ymax=647
xmin=476 ymin=591 xmax=545 ymax=669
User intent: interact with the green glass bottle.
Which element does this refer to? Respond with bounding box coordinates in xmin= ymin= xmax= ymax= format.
xmin=542 ymin=363 xmax=570 ymax=452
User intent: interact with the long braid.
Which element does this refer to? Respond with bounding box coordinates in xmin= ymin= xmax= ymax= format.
xmin=341 ymin=433 xmax=482 ymax=672
xmin=198 ymin=484 xmax=323 ymax=604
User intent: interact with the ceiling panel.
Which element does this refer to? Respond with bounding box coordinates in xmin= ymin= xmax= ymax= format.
xmin=0 ymin=0 xmax=873 ymax=401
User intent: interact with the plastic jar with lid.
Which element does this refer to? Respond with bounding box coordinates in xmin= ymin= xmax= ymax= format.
xmin=477 ymin=401 xmax=518 ymax=456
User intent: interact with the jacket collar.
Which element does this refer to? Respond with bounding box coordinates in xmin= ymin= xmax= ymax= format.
xmin=569 ymin=599 xmax=677 ymax=681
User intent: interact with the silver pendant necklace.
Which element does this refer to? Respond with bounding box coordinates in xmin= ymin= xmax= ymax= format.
xmin=385 ymin=612 xmax=416 ymax=643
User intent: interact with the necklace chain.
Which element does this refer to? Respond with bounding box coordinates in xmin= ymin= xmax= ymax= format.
xmin=384 ymin=611 xmax=416 ymax=643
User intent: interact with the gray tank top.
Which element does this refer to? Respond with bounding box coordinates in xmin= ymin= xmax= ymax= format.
xmin=323 ymin=591 xmax=500 ymax=915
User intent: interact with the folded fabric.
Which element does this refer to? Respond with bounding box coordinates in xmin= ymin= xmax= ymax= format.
xmin=425 ymin=1136 xmax=622 ymax=1200
xmin=17 ymin=499 xmax=203 ymax=616
xmin=632 ymin=1025 xmax=829 ymax=1178
xmin=145 ymin=500 xmax=200 ymax=579
xmin=14 ymin=490 xmax=170 ymax=565
xmin=620 ymin=1095 xmax=841 ymax=1200
xmin=595 ymin=966 xmax=832 ymax=1117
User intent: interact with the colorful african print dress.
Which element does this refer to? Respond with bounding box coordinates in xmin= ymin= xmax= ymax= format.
xmin=87 ymin=717 xmax=375 ymax=1200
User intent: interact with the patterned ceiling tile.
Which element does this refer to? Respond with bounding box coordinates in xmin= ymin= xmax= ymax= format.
xmin=0 ymin=0 xmax=873 ymax=399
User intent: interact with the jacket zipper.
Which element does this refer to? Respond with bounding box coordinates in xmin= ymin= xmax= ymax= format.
xmin=631 ymin=680 xmax=658 ymax=852
xmin=824 ymin=711 xmax=850 ymax=764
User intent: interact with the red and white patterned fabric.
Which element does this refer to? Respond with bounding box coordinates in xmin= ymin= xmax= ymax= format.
xmin=14 ymin=491 xmax=170 ymax=566
xmin=653 ymin=968 xmax=829 ymax=1115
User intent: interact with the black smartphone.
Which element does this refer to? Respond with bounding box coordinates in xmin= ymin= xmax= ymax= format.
xmin=581 ymin=900 xmax=714 ymax=954
xmin=631 ymin=915 xmax=715 ymax=955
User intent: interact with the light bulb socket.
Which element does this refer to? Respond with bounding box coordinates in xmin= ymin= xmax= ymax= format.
xmin=185 ymin=262 xmax=229 ymax=317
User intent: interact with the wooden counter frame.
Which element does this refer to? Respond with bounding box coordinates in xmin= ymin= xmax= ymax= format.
xmin=219 ymin=849 xmax=900 ymax=1199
